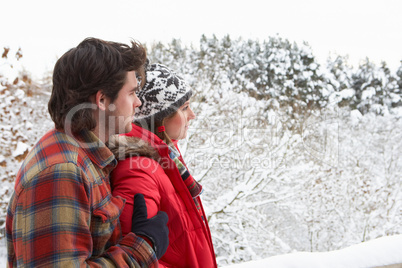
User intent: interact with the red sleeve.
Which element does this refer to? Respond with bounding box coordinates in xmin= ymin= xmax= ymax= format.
xmin=111 ymin=157 xmax=162 ymax=236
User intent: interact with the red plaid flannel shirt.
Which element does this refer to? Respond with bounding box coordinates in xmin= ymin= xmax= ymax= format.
xmin=6 ymin=129 xmax=158 ymax=267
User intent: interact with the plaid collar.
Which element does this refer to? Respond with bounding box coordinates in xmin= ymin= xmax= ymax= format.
xmin=75 ymin=129 xmax=117 ymax=169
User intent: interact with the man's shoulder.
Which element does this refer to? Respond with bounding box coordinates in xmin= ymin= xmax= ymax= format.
xmin=16 ymin=129 xmax=90 ymax=186
xmin=29 ymin=129 xmax=81 ymax=165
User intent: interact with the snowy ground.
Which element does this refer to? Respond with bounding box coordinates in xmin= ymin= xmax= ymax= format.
xmin=226 ymin=235 xmax=402 ymax=268
xmin=0 ymin=235 xmax=401 ymax=267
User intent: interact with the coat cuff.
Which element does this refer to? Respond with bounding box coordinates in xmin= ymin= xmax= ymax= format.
xmin=119 ymin=232 xmax=158 ymax=267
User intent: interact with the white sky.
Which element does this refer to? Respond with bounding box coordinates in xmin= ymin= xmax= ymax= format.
xmin=1 ymin=0 xmax=401 ymax=79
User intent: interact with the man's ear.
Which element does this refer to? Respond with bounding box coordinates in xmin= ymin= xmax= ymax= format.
xmin=95 ymin=90 xmax=107 ymax=111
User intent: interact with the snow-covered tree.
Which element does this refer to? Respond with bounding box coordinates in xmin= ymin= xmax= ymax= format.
xmin=351 ymin=59 xmax=400 ymax=115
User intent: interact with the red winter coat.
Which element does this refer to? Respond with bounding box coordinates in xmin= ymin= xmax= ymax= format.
xmin=110 ymin=124 xmax=217 ymax=268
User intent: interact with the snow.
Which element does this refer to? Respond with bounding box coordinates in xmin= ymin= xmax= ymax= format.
xmin=226 ymin=235 xmax=402 ymax=268
xmin=14 ymin=88 xmax=25 ymax=99
xmin=12 ymin=141 xmax=30 ymax=158
xmin=350 ymin=109 xmax=363 ymax=125
xmin=339 ymin=88 xmax=355 ymax=99
xmin=0 ymin=239 xmax=6 ymax=267
xmin=361 ymin=87 xmax=376 ymax=100
xmin=183 ymin=88 xmax=402 ymax=266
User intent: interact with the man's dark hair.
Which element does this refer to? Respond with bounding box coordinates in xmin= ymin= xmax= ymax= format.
xmin=48 ymin=37 xmax=147 ymax=133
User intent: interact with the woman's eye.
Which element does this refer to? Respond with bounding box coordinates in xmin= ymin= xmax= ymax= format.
xmin=182 ymin=106 xmax=189 ymax=111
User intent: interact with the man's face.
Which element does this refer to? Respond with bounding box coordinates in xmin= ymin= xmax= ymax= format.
xmin=105 ymin=71 xmax=141 ymax=135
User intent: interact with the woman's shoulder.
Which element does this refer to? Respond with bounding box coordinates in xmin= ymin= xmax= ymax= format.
xmin=111 ymin=156 xmax=167 ymax=193
xmin=114 ymin=154 xmax=163 ymax=174
xmin=125 ymin=155 xmax=162 ymax=171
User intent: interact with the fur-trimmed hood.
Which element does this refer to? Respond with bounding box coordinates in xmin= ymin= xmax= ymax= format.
xmin=107 ymin=135 xmax=159 ymax=162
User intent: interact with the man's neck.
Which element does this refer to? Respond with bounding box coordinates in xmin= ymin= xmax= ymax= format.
xmin=92 ymin=125 xmax=110 ymax=144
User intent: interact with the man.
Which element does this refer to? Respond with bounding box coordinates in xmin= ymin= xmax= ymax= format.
xmin=6 ymin=38 xmax=169 ymax=267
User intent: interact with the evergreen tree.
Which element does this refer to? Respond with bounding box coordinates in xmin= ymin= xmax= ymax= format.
xmin=394 ymin=62 xmax=402 ymax=108
xmin=351 ymin=59 xmax=400 ymax=114
xmin=326 ymin=55 xmax=354 ymax=107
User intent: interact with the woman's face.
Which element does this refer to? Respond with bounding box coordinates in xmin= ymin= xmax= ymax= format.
xmin=164 ymin=100 xmax=196 ymax=140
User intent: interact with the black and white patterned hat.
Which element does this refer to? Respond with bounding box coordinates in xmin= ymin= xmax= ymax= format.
xmin=134 ymin=63 xmax=192 ymax=122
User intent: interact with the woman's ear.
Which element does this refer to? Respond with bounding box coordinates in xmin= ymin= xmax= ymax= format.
xmin=95 ymin=90 xmax=107 ymax=111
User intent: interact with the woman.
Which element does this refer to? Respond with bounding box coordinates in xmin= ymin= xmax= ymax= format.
xmin=110 ymin=63 xmax=217 ymax=268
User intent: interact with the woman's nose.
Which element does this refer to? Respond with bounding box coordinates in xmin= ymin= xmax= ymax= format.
xmin=188 ymin=108 xmax=196 ymax=120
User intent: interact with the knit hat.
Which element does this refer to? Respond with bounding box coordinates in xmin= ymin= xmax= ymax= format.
xmin=134 ymin=63 xmax=192 ymax=122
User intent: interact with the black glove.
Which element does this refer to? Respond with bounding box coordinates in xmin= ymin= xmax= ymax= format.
xmin=131 ymin=193 xmax=169 ymax=259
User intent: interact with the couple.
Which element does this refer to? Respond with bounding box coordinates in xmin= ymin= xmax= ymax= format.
xmin=6 ymin=38 xmax=217 ymax=267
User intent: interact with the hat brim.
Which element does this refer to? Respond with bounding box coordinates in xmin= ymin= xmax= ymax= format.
xmin=134 ymin=90 xmax=193 ymax=122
